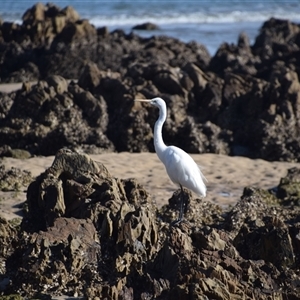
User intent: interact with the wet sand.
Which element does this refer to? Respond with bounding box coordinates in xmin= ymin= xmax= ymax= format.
xmin=1 ymin=152 xmax=298 ymax=220
xmin=1 ymin=82 xmax=298 ymax=220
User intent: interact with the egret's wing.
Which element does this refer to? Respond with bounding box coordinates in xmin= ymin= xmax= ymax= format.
xmin=162 ymin=146 xmax=206 ymax=196
xmin=163 ymin=148 xmax=182 ymax=184
xmin=197 ymin=165 xmax=208 ymax=183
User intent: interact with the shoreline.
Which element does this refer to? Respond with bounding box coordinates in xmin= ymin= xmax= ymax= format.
xmin=1 ymin=152 xmax=298 ymax=220
xmin=1 ymin=83 xmax=299 ymax=220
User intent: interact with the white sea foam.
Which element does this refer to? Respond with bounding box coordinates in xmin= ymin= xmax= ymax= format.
xmin=1 ymin=0 xmax=300 ymax=55
xmin=88 ymin=10 xmax=300 ymax=27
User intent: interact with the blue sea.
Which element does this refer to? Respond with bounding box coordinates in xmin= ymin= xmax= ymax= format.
xmin=1 ymin=1 xmax=300 ymax=55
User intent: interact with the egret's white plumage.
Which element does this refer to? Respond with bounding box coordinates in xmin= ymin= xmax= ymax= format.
xmin=135 ymin=97 xmax=207 ymax=222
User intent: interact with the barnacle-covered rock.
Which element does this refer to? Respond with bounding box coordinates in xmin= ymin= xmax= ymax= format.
xmin=277 ymin=167 xmax=300 ymax=205
xmin=2 ymin=150 xmax=300 ymax=299
xmin=0 ymin=165 xmax=32 ymax=192
xmin=8 ymin=217 xmax=100 ymax=295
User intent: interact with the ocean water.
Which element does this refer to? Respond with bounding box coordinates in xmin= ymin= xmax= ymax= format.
xmin=1 ymin=0 xmax=300 ymax=55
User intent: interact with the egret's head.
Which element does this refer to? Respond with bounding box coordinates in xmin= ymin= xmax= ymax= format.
xmin=135 ymin=97 xmax=166 ymax=110
xmin=149 ymin=97 xmax=164 ymax=108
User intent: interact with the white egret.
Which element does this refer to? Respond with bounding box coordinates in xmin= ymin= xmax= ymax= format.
xmin=135 ymin=97 xmax=207 ymax=223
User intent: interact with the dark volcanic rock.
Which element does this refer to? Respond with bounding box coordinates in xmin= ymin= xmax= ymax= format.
xmin=277 ymin=167 xmax=300 ymax=205
xmin=0 ymin=75 xmax=113 ymax=155
xmin=0 ymin=164 xmax=32 ymax=191
xmin=0 ymin=3 xmax=210 ymax=82
xmin=1 ymin=4 xmax=300 ymax=161
xmin=2 ymin=3 xmax=300 ymax=297
xmin=15 ymin=217 xmax=100 ymax=295
xmin=2 ymin=59 xmax=300 ymax=160
xmin=1 ymin=150 xmax=300 ymax=298
xmin=253 ymin=18 xmax=300 ymax=61
xmin=209 ymin=32 xmax=259 ymax=77
xmin=132 ymin=22 xmax=160 ymax=31
xmin=0 ymin=145 xmax=31 ymax=159
xmin=25 ymin=148 xmax=111 ymax=230
xmin=234 ymin=215 xmax=295 ymax=270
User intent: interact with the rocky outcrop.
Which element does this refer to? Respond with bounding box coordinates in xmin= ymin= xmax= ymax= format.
xmin=1 ymin=4 xmax=300 ymax=161
xmin=1 ymin=149 xmax=300 ymax=298
xmin=2 ymin=58 xmax=300 ymax=161
xmin=0 ymin=3 xmax=210 ymax=82
xmin=132 ymin=22 xmax=160 ymax=30
xmin=1 ymin=3 xmax=300 ymax=297
xmin=0 ymin=75 xmax=113 ymax=155
xmin=0 ymin=164 xmax=32 ymax=191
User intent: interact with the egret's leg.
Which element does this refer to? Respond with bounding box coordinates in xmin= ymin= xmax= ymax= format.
xmin=171 ymin=185 xmax=185 ymax=225
xmin=178 ymin=185 xmax=185 ymax=222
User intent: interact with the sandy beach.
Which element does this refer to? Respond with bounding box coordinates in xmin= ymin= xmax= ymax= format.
xmin=1 ymin=152 xmax=299 ymax=221
xmin=1 ymin=82 xmax=299 ymax=220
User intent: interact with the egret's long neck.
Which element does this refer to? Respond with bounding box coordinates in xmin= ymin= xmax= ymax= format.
xmin=154 ymin=106 xmax=167 ymax=161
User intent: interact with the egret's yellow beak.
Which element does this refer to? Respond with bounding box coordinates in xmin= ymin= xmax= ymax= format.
xmin=135 ymin=99 xmax=152 ymax=103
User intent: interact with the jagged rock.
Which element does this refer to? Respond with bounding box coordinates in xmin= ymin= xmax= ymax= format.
xmin=22 ymin=2 xmax=47 ymax=25
xmin=152 ymin=68 xmax=186 ymax=96
xmin=54 ymin=19 xmax=97 ymax=43
xmin=0 ymin=145 xmax=31 ymax=159
xmin=209 ymin=32 xmax=258 ymax=77
xmin=45 ymin=74 xmax=68 ymax=94
xmin=0 ymin=77 xmax=114 ymax=155
xmin=0 ymin=165 xmax=32 ymax=191
xmin=0 ymin=93 xmax=14 ymax=119
xmin=132 ymin=22 xmax=160 ymax=31
xmin=0 ymin=217 xmax=18 ymax=272
xmin=2 ymin=2 xmax=300 ymax=297
xmin=78 ymin=61 xmax=102 ymax=91
xmin=159 ymin=188 xmax=223 ymax=226
xmin=3 ymin=148 xmax=160 ymax=297
xmin=277 ymin=167 xmax=300 ymax=205
xmin=225 ymin=184 xmax=300 ymax=272
xmin=10 ymin=217 xmax=100 ymax=296
xmin=21 ymin=3 xmax=81 ymax=44
xmin=0 ymin=3 xmax=211 ymax=81
xmin=1 ymin=148 xmax=300 ymax=298
xmin=77 ymin=61 xmax=121 ymax=96
xmin=192 ymin=227 xmax=226 ymax=252
xmin=26 ymin=148 xmax=110 ymax=229
xmin=198 ymin=278 xmax=231 ymax=300
xmin=1 ymin=4 xmax=300 ymax=161
xmin=182 ymin=62 xmax=209 ymax=91
xmin=1 ymin=10 xmax=300 ymax=160
xmin=224 ymin=187 xmax=277 ymax=236
xmin=233 ymin=215 xmax=295 ymax=270
xmin=253 ymin=18 xmax=300 ymax=61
